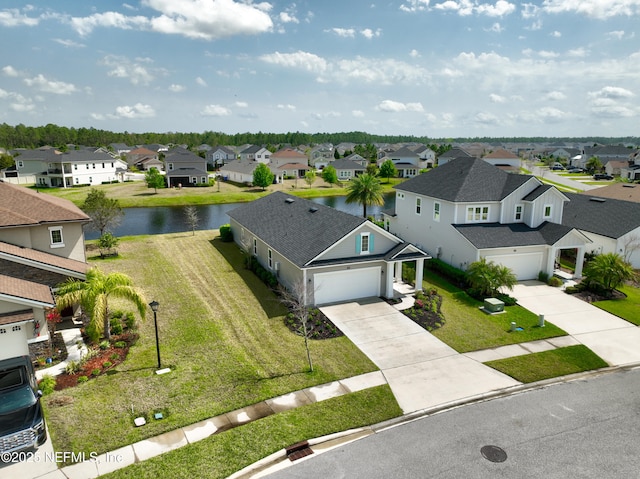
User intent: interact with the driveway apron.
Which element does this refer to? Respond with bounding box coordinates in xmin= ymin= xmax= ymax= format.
xmin=320 ymin=298 xmax=520 ymax=414
xmin=512 ymin=281 xmax=640 ymax=366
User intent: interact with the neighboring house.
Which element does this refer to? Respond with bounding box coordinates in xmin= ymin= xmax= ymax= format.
xmin=218 ymin=160 xmax=282 ymax=184
xmin=309 ymin=144 xmax=334 ymax=168
xmin=332 ymin=158 xmax=365 ymax=180
xmin=206 ymin=146 xmax=237 ymax=168
xmin=15 ymin=148 xmax=127 ymax=187
xmin=270 ymin=148 xmax=310 ymax=178
xmin=126 ymin=147 xmax=162 ymax=171
xmin=586 ymin=183 xmax=640 ymax=203
xmin=436 ymin=147 xmax=472 ymax=166
xmin=227 ymin=192 xmax=429 ymax=306
xmin=0 ymin=181 xmax=89 ymax=360
xmin=550 ymin=148 xmax=580 ymax=160
xmin=239 ymin=145 xmax=271 ymax=163
xmin=483 ymin=148 xmax=521 ymax=169
xmin=378 ymin=146 xmax=423 ymax=178
xmin=164 ymin=148 xmax=209 ymax=187
xmin=384 ymin=158 xmax=591 ymax=280
xmin=409 ymin=144 xmax=437 ymax=168
xmin=604 ymin=160 xmax=628 ymax=177
xmin=562 ymin=193 xmax=640 ymax=268
xmin=109 ymin=143 xmax=132 ymax=156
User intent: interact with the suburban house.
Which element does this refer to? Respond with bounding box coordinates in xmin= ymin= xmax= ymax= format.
xmin=206 ymin=146 xmax=237 ymax=168
xmin=0 ymin=181 xmax=89 ymax=360
xmin=270 ymin=148 xmax=310 ymax=178
xmin=483 ymin=148 xmax=521 ymax=169
xmin=562 ymin=193 xmax=640 ymax=268
xmin=409 ymin=144 xmax=437 ymax=168
xmin=436 ymin=147 xmax=473 ymax=166
xmin=383 ymin=158 xmax=591 ymax=280
xmin=309 ymin=144 xmax=334 ymax=169
xmin=332 ymin=157 xmax=366 ymax=180
xmin=126 ymin=147 xmax=163 ymax=171
xmin=15 ymin=147 xmax=127 ymax=187
xmin=588 ymin=183 xmax=640 ymax=203
xmin=109 ymin=143 xmax=132 ymax=156
xmin=227 ymin=192 xmax=430 ymax=306
xmin=377 ymin=146 xmax=424 ymax=178
xmin=239 ymin=145 xmax=271 ymax=163
xmin=164 ymin=148 xmax=209 ymax=187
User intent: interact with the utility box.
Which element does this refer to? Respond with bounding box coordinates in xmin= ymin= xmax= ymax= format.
xmin=484 ymin=298 xmax=505 ymax=313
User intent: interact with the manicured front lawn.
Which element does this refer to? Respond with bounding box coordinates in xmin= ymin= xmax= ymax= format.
xmin=101 ymin=385 xmax=400 ymax=479
xmin=44 ymin=231 xmax=379 ymax=458
xmin=423 ymin=271 xmax=566 ymax=352
xmin=593 ymin=284 xmax=640 ymax=325
xmin=485 ymin=345 xmax=609 ymax=383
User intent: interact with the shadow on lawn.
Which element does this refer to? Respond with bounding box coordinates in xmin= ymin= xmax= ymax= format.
xmin=209 ymin=237 xmax=286 ymax=319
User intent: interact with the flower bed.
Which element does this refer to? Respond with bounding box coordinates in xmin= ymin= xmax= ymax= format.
xmin=402 ymin=289 xmax=445 ymax=331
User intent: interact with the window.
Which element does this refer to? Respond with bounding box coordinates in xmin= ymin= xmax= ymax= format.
xmin=201 ymin=177 xmax=206 ymax=184
xmin=268 ymin=249 xmax=273 ymax=269
xmin=168 ymin=163 xmax=174 ymax=171
xmin=543 ymin=204 xmax=552 ymax=219
xmin=92 ymin=163 xmax=95 ymax=169
xmin=74 ymin=164 xmax=78 ymax=170
xmin=86 ymin=163 xmax=89 ymax=169
xmin=397 ymin=192 xmax=405 ymax=200
xmin=17 ymin=160 xmax=23 ymax=168
xmin=49 ymin=226 xmax=64 ymax=248
xmin=416 ymin=197 xmax=422 ymax=215
xmin=75 ymin=178 xmax=79 ymax=184
xmin=357 ymin=232 xmax=373 ymax=254
xmin=515 ymin=204 xmax=523 ymax=221
xmin=102 ymin=163 xmax=105 ymax=168
xmin=433 ymin=202 xmax=440 ymax=221
xmin=111 ymin=162 xmax=114 ymax=167
xmin=253 ymin=238 xmax=257 ymax=255
xmin=466 ymin=206 xmax=489 ymax=222
xmin=89 ymin=177 xmax=92 ymax=184
xmin=190 ymin=177 xmax=197 ymax=183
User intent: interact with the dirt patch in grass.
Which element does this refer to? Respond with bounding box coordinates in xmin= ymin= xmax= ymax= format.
xmin=283 ymin=308 xmax=344 ymax=340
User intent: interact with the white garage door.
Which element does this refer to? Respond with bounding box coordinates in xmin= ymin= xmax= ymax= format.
xmin=313 ymin=267 xmax=381 ymax=305
xmin=485 ymin=253 xmax=543 ymax=280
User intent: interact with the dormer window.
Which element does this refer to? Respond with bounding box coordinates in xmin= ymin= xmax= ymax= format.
xmin=515 ymin=204 xmax=524 ymax=222
xmin=357 ymin=232 xmax=373 ymax=254
xmin=467 ymin=206 xmax=489 ymax=223
xmin=543 ymin=204 xmax=552 ymax=219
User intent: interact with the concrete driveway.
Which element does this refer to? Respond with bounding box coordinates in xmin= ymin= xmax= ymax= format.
xmin=511 ymin=281 xmax=640 ymax=366
xmin=320 ymin=298 xmax=520 ymax=414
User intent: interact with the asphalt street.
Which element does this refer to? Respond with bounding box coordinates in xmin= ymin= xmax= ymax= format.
xmin=267 ymin=368 xmax=640 ymax=479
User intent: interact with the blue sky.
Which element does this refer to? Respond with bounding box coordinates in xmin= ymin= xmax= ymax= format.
xmin=1 ymin=0 xmax=639 ymax=138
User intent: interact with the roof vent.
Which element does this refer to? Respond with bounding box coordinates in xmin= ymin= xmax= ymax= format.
xmin=589 ymin=197 xmax=606 ymax=203
xmin=285 ymin=198 xmax=295 ymax=204
xmin=309 ymin=207 xmax=318 ymax=213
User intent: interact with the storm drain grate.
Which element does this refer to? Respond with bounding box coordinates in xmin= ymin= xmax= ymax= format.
xmin=481 ymin=445 xmax=507 ymax=463
xmin=286 ymin=440 xmax=314 ymax=462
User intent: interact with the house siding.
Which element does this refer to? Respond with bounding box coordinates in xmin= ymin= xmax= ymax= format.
xmin=315 ymin=225 xmax=397 ymax=262
xmin=28 ymin=223 xmax=87 ymax=263
xmin=307 ymin=260 xmax=387 ymax=306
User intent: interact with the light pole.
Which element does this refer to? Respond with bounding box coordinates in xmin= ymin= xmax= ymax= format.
xmin=149 ymin=300 xmax=161 ymax=370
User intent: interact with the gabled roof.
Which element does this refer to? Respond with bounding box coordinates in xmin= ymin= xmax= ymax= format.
xmin=211 ymin=145 xmax=236 ymax=155
xmin=0 ymin=274 xmax=55 ymax=306
xmin=562 ymin=193 xmax=640 ymax=239
xmin=454 ymin=222 xmax=578 ymax=249
xmin=586 ymin=183 xmax=640 ymax=203
xmin=438 ymin=147 xmax=472 ymax=158
xmin=484 ymin=148 xmax=519 ymax=159
xmin=395 ymin=157 xmax=530 ymax=202
xmin=227 ymin=191 xmax=366 ymax=267
xmin=0 ymin=309 xmax=35 ymax=327
xmin=128 ymin=147 xmax=157 ymax=156
xmin=165 ymin=148 xmax=203 ymax=162
xmin=388 ymin=146 xmax=419 ymax=158
xmin=166 ymin=167 xmax=209 ymax=177
xmin=522 ymin=184 xmax=555 ymax=201
xmin=271 ymin=148 xmax=307 ymax=160
xmin=219 ymin=160 xmax=257 ymax=174
xmin=240 ymin=145 xmax=264 ymax=154
xmin=0 ymin=241 xmax=88 ymax=277
xmin=331 ymin=158 xmax=365 ymax=170
xmin=0 ymin=181 xmax=90 ymax=228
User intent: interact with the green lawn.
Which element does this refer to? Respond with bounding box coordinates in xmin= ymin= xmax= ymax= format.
xmin=101 ymin=385 xmax=400 ymax=479
xmin=424 ymin=271 xmax=567 ymax=352
xmin=593 ymin=284 xmax=640 ymax=325
xmin=44 ymin=231 xmax=380 ymax=458
xmin=485 ymin=345 xmax=608 ymax=383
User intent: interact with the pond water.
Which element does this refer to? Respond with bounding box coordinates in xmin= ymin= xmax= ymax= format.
xmin=84 ymin=192 xmax=396 ymax=239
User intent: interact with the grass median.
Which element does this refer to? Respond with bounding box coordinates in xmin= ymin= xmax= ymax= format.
xmin=44 ymin=230 xmax=379 ymax=457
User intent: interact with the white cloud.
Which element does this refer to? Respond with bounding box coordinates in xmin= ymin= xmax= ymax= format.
xmin=475 ymin=112 xmax=499 ymax=125
xmin=70 ymin=11 xmax=149 ymax=36
xmin=23 ymin=74 xmax=77 ymax=94
xmin=538 ymin=50 xmax=559 ymax=58
xmin=361 ymin=28 xmax=382 ymax=39
xmin=536 ymin=106 xmax=565 ymax=122
xmin=102 ymin=55 xmax=160 ymax=86
xmin=329 ymin=27 xmax=355 ymax=38
xmin=201 ymin=104 xmax=232 ymax=116
xmin=377 ymin=100 xmax=424 ymax=112
xmin=279 ymin=12 xmax=298 ymax=24
xmin=277 ymin=104 xmax=296 ymax=110
xmin=352 ymin=110 xmax=365 ymax=117
xmin=544 ymin=91 xmax=566 ymax=101
xmin=0 ymin=8 xmax=40 ymax=27
xmin=399 ymin=0 xmax=431 ymax=12
xmin=334 ymin=57 xmax=429 ymax=85
xmin=489 ymin=93 xmax=506 ymax=103
xmin=607 ymin=30 xmax=625 ymax=39
xmin=169 ymin=84 xmax=185 ymax=92
xmin=476 ymin=1 xmax=516 ymax=16
xmin=589 ymin=86 xmax=635 ymax=99
xmin=542 ymin=0 xmax=640 ymax=19
xmin=11 ymin=102 xmax=36 ymax=113
xmin=550 ymin=30 xmax=561 ymax=37
xmin=486 ymin=22 xmax=503 ymax=33
xmin=433 ymin=0 xmax=515 ymax=16
xmin=590 ymin=104 xmax=636 ymax=118
xmin=2 ymin=65 xmax=19 ymax=77
xmin=567 ymin=47 xmax=589 ymax=57
xmin=260 ymin=51 xmax=328 ymax=74
xmin=196 ymin=77 xmax=207 ymax=87
xmin=235 ymin=101 xmax=248 ymax=107
xmin=113 ymin=103 xmax=156 ymax=119
xmin=409 ymin=49 xmax=421 ymax=58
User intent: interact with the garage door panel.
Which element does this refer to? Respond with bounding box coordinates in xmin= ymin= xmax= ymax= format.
xmin=314 ymin=267 xmax=380 ymax=305
xmin=485 ymin=253 xmax=542 ymax=280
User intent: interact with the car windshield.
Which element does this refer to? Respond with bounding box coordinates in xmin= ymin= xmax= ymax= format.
xmin=0 ymin=385 xmax=36 ymax=415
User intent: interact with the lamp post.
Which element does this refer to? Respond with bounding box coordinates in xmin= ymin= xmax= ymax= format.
xmin=149 ymin=300 xmax=161 ymax=370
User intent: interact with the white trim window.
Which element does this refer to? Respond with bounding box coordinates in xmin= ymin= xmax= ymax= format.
xmin=168 ymin=163 xmax=174 ymax=171
xmin=253 ymin=237 xmax=258 ymax=255
xmin=397 ymin=192 xmax=405 ymax=200
xmin=49 ymin=226 xmax=65 ymax=248
xmin=268 ymin=249 xmax=273 ymax=269
xmin=515 ymin=204 xmax=524 ymax=222
xmin=543 ymin=204 xmax=552 ymax=219
xmin=466 ymin=206 xmax=489 ymax=223
xmin=433 ymin=202 xmax=440 ymax=222
xmin=357 ymin=232 xmax=373 ymax=254
xmin=415 ymin=197 xmax=422 ymax=215
xmin=17 ymin=160 xmax=24 ymax=168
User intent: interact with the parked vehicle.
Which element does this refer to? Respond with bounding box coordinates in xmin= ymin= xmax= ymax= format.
xmin=0 ymin=356 xmax=47 ymax=454
xmin=550 ymin=164 xmax=565 ymax=171
xmin=566 ymin=167 xmax=584 ymax=173
xmin=593 ymin=173 xmax=613 ymax=180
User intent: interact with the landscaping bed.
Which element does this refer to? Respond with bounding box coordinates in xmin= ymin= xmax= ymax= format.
xmin=401 ymin=289 xmax=445 ymax=332
xmin=284 ymin=308 xmax=344 ymax=339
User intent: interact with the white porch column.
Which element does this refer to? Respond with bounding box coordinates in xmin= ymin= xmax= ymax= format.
xmin=415 ymin=259 xmax=424 ymax=292
xmin=385 ymin=263 xmax=395 ymax=298
xmin=546 ymin=247 xmax=556 ymax=277
xmin=394 ymin=261 xmax=402 ymax=282
xmin=574 ymin=247 xmax=585 ymax=278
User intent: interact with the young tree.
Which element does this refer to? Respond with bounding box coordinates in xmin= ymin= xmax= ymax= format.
xmin=184 ymin=205 xmax=199 ymax=236
xmin=56 ymin=268 xmax=146 ymax=342
xmin=304 ymin=169 xmax=316 ymax=188
xmin=145 ymin=167 xmax=165 ymax=193
xmin=586 ymin=156 xmax=603 ymax=173
xmin=278 ymin=281 xmax=314 ymax=372
xmin=345 ymin=173 xmax=385 ymax=218
xmin=379 ymin=159 xmax=397 ymax=183
xmin=584 ymin=253 xmax=636 ymax=293
xmin=466 ymin=257 xmax=517 ymax=298
xmin=321 ymin=165 xmax=338 ymax=187
xmin=97 ymin=232 xmax=119 ymax=257
xmin=366 ymin=162 xmax=379 ymax=176
xmin=82 ymin=188 xmax=124 ymax=237
xmin=253 ymin=163 xmax=274 ymax=190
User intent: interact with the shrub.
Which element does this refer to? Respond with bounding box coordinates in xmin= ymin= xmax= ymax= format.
xmin=38 ymin=375 xmax=56 ymax=395
xmin=77 ymin=376 xmax=88 ymax=383
xmin=110 ymin=317 xmax=123 ymax=335
xmin=65 ymin=360 xmax=81 ymax=374
xmin=102 ymin=361 xmax=112 ymax=369
xmin=110 ymin=353 xmax=119 ymax=361
xmin=114 ymin=341 xmax=126 ymax=348
xmin=548 ymin=276 xmax=563 ymax=287
xmin=245 ymin=255 xmax=278 ymax=288
xmin=219 ymin=224 xmax=233 ymax=242
xmin=495 ymin=292 xmax=518 ymax=306
xmin=91 ymin=368 xmax=101 ymax=376
xmin=124 ymin=311 xmax=136 ymax=330
xmin=427 ymin=258 xmax=468 ymax=287
xmin=99 ymin=340 xmax=110 ymax=350
xmin=564 ymin=286 xmax=580 ymax=294
xmin=538 ymin=271 xmax=550 ymax=283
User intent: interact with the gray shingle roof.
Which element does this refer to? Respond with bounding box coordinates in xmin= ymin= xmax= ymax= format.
xmin=227 ymin=191 xmax=366 ymax=267
xmin=562 ymin=193 xmax=640 ymax=239
xmin=454 ymin=222 xmax=575 ymax=249
xmin=395 ymin=157 xmax=530 ymax=202
xmin=522 ymin=184 xmax=553 ymax=201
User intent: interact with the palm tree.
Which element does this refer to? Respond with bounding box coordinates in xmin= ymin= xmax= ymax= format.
xmin=584 ymin=253 xmax=636 ymax=293
xmin=56 ymin=268 xmax=146 ymax=341
xmin=467 ymin=258 xmax=517 ymax=297
xmin=345 ymin=173 xmax=385 ymax=218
